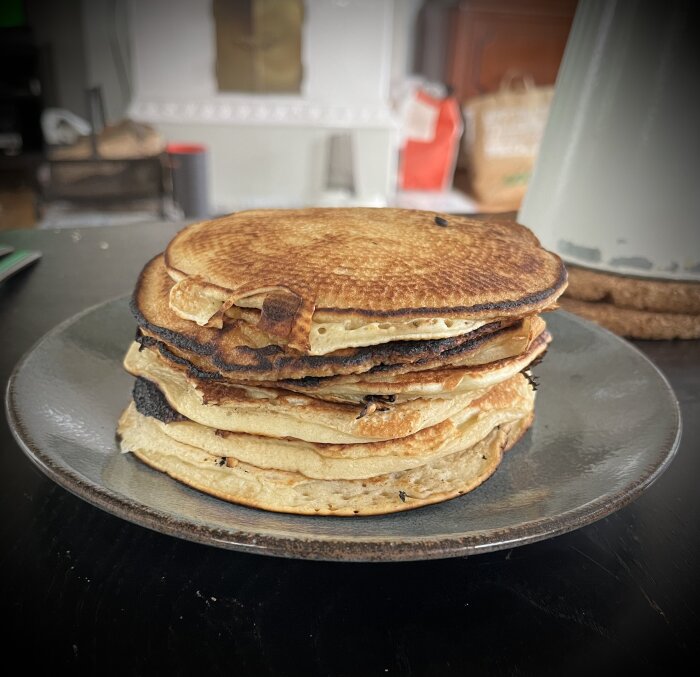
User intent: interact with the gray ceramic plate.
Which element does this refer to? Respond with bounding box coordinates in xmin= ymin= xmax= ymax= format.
xmin=5 ymin=297 xmax=681 ymax=562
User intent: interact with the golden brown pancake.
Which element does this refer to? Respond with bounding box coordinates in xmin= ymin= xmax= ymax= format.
xmin=135 ymin=316 xmax=544 ymax=383
xmin=139 ymin=327 xmax=550 ymax=404
xmin=117 ymin=405 xmax=532 ymax=516
xmin=164 ymin=208 xmax=567 ymax=351
xmin=123 ymin=341 xmax=516 ymax=444
xmin=132 ymin=255 xmax=546 ymax=381
xmin=127 ymin=372 xmax=535 ymax=479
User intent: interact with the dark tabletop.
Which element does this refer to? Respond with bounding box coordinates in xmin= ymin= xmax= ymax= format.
xmin=1 ymin=223 xmax=698 ymax=676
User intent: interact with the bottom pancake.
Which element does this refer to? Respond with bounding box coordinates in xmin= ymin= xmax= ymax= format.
xmin=117 ymin=405 xmax=533 ymax=516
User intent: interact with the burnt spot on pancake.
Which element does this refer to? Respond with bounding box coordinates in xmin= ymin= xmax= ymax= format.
xmin=129 ymin=256 xmax=218 ymax=357
xmin=366 ymin=320 xmax=521 ymax=376
xmin=257 ymin=290 xmax=315 ymax=353
xmin=135 ymin=331 xmax=157 ymax=349
xmin=528 ymin=347 xmax=548 ymax=369
xmin=132 ymin=377 xmax=187 ymax=424
xmin=139 ymin=317 xmax=523 ymax=384
xmin=130 ymin=294 xmax=216 ymax=357
xmin=206 ymin=320 xmax=509 ymax=377
xmin=258 ymin=290 xmax=303 ymax=337
xmin=135 ymin=331 xmax=221 ymax=380
xmin=522 ymin=371 xmax=540 ymax=391
xmin=355 ymin=393 xmax=395 ymax=420
xmin=364 ymin=394 xmax=396 ymax=404
xmin=278 ymin=375 xmax=324 ymax=388
xmin=434 ymin=216 xmax=448 ymax=227
xmin=520 ymin=346 xmax=547 ymax=391
xmin=134 ymin=327 xmax=146 ymax=350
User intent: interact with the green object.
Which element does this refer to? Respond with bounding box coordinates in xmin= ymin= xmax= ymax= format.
xmin=0 ymin=249 xmax=41 ymax=282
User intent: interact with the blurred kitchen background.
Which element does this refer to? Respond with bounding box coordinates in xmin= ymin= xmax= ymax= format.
xmin=0 ymin=0 xmax=578 ymax=230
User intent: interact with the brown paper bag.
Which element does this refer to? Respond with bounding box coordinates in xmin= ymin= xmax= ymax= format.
xmin=462 ymin=74 xmax=554 ymax=211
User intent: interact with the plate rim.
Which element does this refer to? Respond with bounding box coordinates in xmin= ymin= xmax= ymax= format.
xmin=4 ymin=296 xmax=683 ymax=562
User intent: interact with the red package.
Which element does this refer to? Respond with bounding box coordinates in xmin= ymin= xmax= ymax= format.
xmin=399 ymin=89 xmax=463 ymax=191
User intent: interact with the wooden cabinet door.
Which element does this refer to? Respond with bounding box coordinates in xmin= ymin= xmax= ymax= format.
xmin=447 ymin=0 xmax=578 ymax=102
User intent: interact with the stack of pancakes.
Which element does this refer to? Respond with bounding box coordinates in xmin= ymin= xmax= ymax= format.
xmin=117 ymin=208 xmax=567 ymax=515
xmin=561 ymin=265 xmax=700 ymax=340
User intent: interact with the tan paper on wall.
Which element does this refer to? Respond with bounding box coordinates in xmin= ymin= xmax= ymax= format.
xmin=462 ymin=75 xmax=553 ymax=212
xmin=213 ymin=0 xmax=303 ymax=94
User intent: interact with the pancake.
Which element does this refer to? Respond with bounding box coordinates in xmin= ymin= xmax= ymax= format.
xmin=117 ymin=405 xmax=532 ymax=516
xmin=274 ymin=330 xmax=549 ymax=403
xmin=123 ymin=341 xmax=513 ymax=444
xmin=164 ymin=208 xmax=567 ymax=352
xmin=141 ymin=325 xmax=550 ymax=404
xmin=219 ymin=330 xmax=549 ymax=403
xmin=117 ymin=207 xmax=563 ymax=516
xmin=133 ymin=255 xmax=546 ymax=381
xmin=126 ymin=372 xmax=534 ymax=479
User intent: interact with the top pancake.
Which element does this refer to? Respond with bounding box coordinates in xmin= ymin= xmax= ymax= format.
xmin=164 ymin=208 xmax=567 ymax=352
